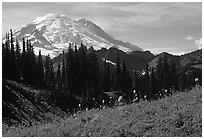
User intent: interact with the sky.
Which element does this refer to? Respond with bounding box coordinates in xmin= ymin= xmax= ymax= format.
xmin=2 ymin=2 xmax=202 ymax=55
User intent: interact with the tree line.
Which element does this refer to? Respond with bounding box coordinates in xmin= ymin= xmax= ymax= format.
xmin=2 ymin=29 xmax=201 ymax=112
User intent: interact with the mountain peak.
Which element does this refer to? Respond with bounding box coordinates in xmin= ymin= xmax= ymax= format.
xmin=31 ymin=13 xmax=67 ymax=24
xmin=13 ymin=13 xmax=143 ymax=58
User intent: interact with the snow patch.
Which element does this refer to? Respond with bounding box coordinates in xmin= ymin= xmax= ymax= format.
xmin=25 ymin=34 xmax=30 ymax=37
xmin=34 ymin=47 xmax=56 ymax=58
xmin=32 ymin=13 xmax=62 ymax=24
xmin=102 ymin=58 xmax=116 ymax=66
xmin=117 ymin=45 xmax=132 ymax=53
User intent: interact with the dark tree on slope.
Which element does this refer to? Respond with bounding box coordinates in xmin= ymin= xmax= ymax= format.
xmin=10 ymin=29 xmax=16 ymax=80
xmin=73 ymin=45 xmax=80 ymax=96
xmin=134 ymin=70 xmax=139 ymax=96
xmin=181 ymin=72 xmax=187 ymax=91
xmin=21 ymin=38 xmax=26 ymax=81
xmin=2 ymin=33 xmax=10 ymax=79
xmin=142 ymin=64 xmax=149 ymax=100
xmin=148 ymin=68 xmax=157 ymax=100
xmin=66 ymin=45 xmax=75 ymax=95
xmin=87 ymin=46 xmax=101 ymax=108
xmin=161 ymin=56 xmax=170 ymax=90
xmin=78 ymin=43 xmax=88 ymax=106
xmin=56 ymin=64 xmax=62 ymax=105
xmin=26 ymin=40 xmax=37 ymax=86
xmin=37 ymin=50 xmax=44 ymax=88
xmin=170 ymin=60 xmax=178 ymax=91
xmin=44 ymin=54 xmax=54 ymax=89
xmin=107 ymin=62 xmax=111 ymax=90
xmin=115 ymin=52 xmax=122 ymax=90
xmin=122 ymin=61 xmax=128 ymax=94
xmin=156 ymin=57 xmax=162 ymax=91
xmin=15 ymin=39 xmax=21 ymax=81
xmin=102 ymin=59 xmax=111 ymax=91
xmin=126 ymin=71 xmax=134 ymax=101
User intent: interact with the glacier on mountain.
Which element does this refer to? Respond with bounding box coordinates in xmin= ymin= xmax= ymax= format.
xmin=11 ymin=13 xmax=143 ymax=58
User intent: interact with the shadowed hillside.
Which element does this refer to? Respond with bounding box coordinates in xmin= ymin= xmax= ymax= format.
xmin=2 ymin=80 xmax=65 ymax=126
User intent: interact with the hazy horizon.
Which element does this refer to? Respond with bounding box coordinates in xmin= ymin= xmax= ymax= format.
xmin=2 ymin=2 xmax=202 ymax=55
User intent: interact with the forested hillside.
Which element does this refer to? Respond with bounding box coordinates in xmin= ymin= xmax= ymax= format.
xmin=2 ymin=29 xmax=202 ymax=137
xmin=2 ymin=29 xmax=202 ymax=113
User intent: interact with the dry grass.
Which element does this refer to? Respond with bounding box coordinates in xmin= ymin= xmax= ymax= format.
xmin=2 ymin=86 xmax=202 ymax=137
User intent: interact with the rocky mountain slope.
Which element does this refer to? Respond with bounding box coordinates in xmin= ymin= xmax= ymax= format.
xmin=12 ymin=13 xmax=143 ymax=58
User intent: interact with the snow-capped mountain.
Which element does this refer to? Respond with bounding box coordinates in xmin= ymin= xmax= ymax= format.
xmin=13 ymin=13 xmax=143 ymax=58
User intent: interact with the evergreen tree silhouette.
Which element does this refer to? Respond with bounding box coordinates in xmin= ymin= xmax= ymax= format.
xmin=10 ymin=29 xmax=16 ymax=80
xmin=73 ymin=45 xmax=80 ymax=96
xmin=45 ymin=54 xmax=51 ymax=88
xmin=21 ymin=38 xmax=26 ymax=81
xmin=15 ymin=39 xmax=21 ymax=81
xmin=78 ymin=43 xmax=88 ymax=106
xmin=37 ymin=50 xmax=44 ymax=88
xmin=181 ymin=72 xmax=187 ymax=91
xmin=66 ymin=44 xmax=75 ymax=95
xmin=149 ymin=68 xmax=157 ymax=100
xmin=122 ymin=61 xmax=128 ymax=94
xmin=145 ymin=64 xmax=149 ymax=99
xmin=115 ymin=52 xmax=121 ymax=90
xmin=170 ymin=60 xmax=178 ymax=91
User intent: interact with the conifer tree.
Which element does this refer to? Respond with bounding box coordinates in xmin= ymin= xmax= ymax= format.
xmin=15 ymin=39 xmax=21 ymax=81
xmin=145 ymin=64 xmax=149 ymax=99
xmin=66 ymin=44 xmax=75 ymax=95
xmin=10 ymin=29 xmax=16 ymax=80
xmin=49 ymin=61 xmax=55 ymax=87
xmin=107 ymin=62 xmax=111 ymax=90
xmin=45 ymin=54 xmax=51 ymax=88
xmin=156 ymin=57 xmax=162 ymax=91
xmin=122 ymin=61 xmax=128 ymax=94
xmin=162 ymin=56 xmax=169 ymax=90
xmin=21 ymin=38 xmax=26 ymax=81
xmin=61 ymin=57 xmax=66 ymax=94
xmin=149 ymin=68 xmax=157 ymax=100
xmin=73 ymin=45 xmax=80 ymax=96
xmin=37 ymin=50 xmax=44 ymax=88
xmin=102 ymin=59 xmax=110 ymax=91
xmin=56 ymin=64 xmax=62 ymax=104
xmin=181 ymin=72 xmax=187 ymax=91
xmin=115 ymin=52 xmax=121 ymax=90
xmin=3 ymin=32 xmax=10 ymax=79
xmin=78 ymin=43 xmax=88 ymax=102
xmin=134 ymin=70 xmax=140 ymax=99
xmin=87 ymin=46 xmax=100 ymax=107
xmin=111 ymin=74 xmax=114 ymax=90
xmin=27 ymin=40 xmax=37 ymax=86
xmin=170 ymin=60 xmax=178 ymax=91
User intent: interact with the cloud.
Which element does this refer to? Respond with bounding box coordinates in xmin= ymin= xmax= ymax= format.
xmin=195 ymin=37 xmax=202 ymax=49
xmin=186 ymin=35 xmax=195 ymax=40
xmin=3 ymin=2 xmax=201 ymax=33
xmin=185 ymin=35 xmax=202 ymax=49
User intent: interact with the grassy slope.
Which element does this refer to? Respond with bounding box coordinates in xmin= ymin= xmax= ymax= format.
xmin=2 ymin=86 xmax=202 ymax=137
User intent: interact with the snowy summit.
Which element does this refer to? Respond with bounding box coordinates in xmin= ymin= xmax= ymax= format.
xmin=13 ymin=13 xmax=143 ymax=58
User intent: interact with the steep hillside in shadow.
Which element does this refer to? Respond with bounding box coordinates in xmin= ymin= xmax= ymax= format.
xmin=2 ymin=80 xmax=64 ymax=126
